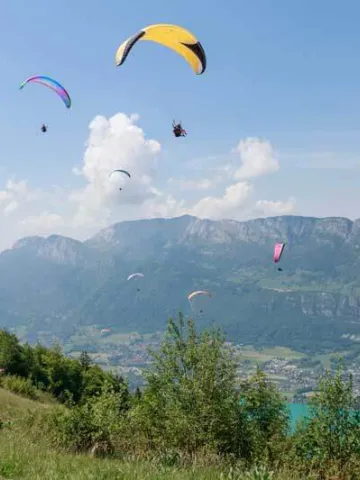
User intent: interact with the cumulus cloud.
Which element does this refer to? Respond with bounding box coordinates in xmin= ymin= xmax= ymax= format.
xmin=168 ymin=177 xmax=214 ymax=191
xmin=180 ymin=137 xmax=292 ymax=220
xmin=190 ymin=182 xmax=253 ymax=219
xmin=0 ymin=113 xmax=175 ymax=248
xmin=188 ymin=185 xmax=295 ymax=220
xmin=0 ymin=180 xmax=41 ymax=216
xmin=254 ymin=198 xmax=296 ymax=216
xmin=68 ymin=113 xmax=162 ymax=229
xmin=21 ymin=212 xmax=66 ymax=231
xmin=233 ymin=137 xmax=279 ymax=179
xmin=0 ymin=114 xmax=295 ymax=250
xmin=141 ymin=194 xmax=186 ymax=219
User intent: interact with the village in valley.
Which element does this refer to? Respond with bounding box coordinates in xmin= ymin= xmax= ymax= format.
xmin=64 ymin=326 xmax=360 ymax=400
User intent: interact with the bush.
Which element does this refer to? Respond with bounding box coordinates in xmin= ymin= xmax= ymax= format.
xmin=237 ymin=368 xmax=290 ymax=466
xmin=292 ymin=362 xmax=360 ymax=477
xmin=1 ymin=375 xmax=39 ymax=400
xmin=47 ymin=403 xmax=95 ymax=452
xmin=126 ymin=313 xmax=242 ymax=457
xmin=47 ymin=380 xmax=129 ymax=454
xmin=122 ymin=313 xmax=289 ymax=467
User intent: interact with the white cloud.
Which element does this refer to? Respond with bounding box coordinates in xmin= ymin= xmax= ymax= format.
xmin=141 ymin=194 xmax=186 ymax=219
xmin=0 ymin=179 xmax=41 ymax=217
xmin=168 ymin=177 xmax=214 ymax=191
xmin=4 ymin=201 xmax=19 ymax=216
xmin=21 ymin=212 xmax=66 ymax=232
xmin=175 ymin=138 xmax=290 ymax=220
xmin=0 ymin=115 xmax=294 ymax=251
xmin=190 ymin=181 xmax=253 ymax=219
xmin=0 ymin=113 xmax=170 ymax=246
xmin=20 ymin=211 xmax=67 ymax=240
xmin=233 ymin=137 xmax=279 ymax=179
xmin=71 ymin=166 xmax=82 ymax=176
xmin=66 ymin=113 xmax=162 ymax=230
xmin=254 ymin=198 xmax=296 ymax=216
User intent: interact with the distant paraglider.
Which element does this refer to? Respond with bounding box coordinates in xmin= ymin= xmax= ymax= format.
xmin=127 ymin=273 xmax=144 ymax=281
xmin=274 ymin=243 xmax=285 ymax=271
xmin=109 ymin=169 xmax=131 ymax=191
xmin=41 ymin=124 xmax=48 ymax=133
xmin=100 ymin=328 xmax=111 ymax=336
xmin=127 ymin=272 xmax=144 ymax=292
xmin=188 ymin=290 xmax=212 ymax=314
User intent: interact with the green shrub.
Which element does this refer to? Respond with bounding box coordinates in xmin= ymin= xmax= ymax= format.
xmin=122 ymin=313 xmax=289 ymax=467
xmin=46 ymin=380 xmax=128 ymax=454
xmin=47 ymin=403 xmax=95 ymax=452
xmin=1 ymin=375 xmax=39 ymax=400
xmin=292 ymin=362 xmax=360 ymax=478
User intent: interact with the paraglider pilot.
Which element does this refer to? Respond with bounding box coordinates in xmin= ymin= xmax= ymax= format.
xmin=41 ymin=124 xmax=48 ymax=133
xmin=172 ymin=120 xmax=187 ymax=138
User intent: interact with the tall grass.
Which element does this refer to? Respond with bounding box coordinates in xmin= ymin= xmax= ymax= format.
xmin=0 ymin=388 xmax=304 ymax=480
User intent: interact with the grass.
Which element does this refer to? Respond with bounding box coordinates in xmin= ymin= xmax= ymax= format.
xmin=0 ymin=428 xmax=305 ymax=480
xmin=258 ymin=277 xmax=354 ymax=294
xmin=0 ymin=431 xmax=224 ymax=480
xmin=237 ymin=345 xmax=304 ymax=364
xmin=0 ymin=429 xmax=225 ymax=479
xmin=66 ymin=332 xmax=149 ymax=357
xmin=0 ymin=387 xmax=51 ymax=418
xmin=0 ymin=387 xmax=305 ymax=479
xmin=314 ymin=351 xmax=348 ymax=369
xmin=98 ymin=333 xmax=132 ymax=344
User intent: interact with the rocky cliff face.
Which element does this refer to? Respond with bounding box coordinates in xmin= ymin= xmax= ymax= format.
xmin=12 ymin=235 xmax=97 ymax=267
xmin=2 ymin=214 xmax=360 ymax=352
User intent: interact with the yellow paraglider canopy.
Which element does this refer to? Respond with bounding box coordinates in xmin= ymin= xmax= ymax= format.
xmin=115 ymin=24 xmax=206 ymax=75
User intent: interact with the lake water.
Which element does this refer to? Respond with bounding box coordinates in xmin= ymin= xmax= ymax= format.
xmin=288 ymin=403 xmax=310 ymax=432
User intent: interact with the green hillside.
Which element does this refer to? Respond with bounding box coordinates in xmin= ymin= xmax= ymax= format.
xmin=0 ymin=389 xmax=220 ymax=479
xmin=0 ymin=318 xmax=360 ymax=479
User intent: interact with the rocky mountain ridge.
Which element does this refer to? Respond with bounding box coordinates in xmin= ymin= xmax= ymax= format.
xmin=1 ymin=214 xmax=360 ymax=352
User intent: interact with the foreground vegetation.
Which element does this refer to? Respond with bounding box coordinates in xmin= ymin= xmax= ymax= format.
xmin=1 ymin=314 xmax=360 ymax=479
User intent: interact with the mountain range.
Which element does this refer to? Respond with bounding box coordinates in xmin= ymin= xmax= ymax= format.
xmin=2 ymin=214 xmax=360 ymax=353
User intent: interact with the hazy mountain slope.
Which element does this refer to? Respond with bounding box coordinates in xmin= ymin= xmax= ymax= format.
xmin=2 ymin=215 xmax=360 ymax=352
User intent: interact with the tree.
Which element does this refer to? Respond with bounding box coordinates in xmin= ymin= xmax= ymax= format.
xmin=48 ymin=377 xmax=130 ymax=454
xmin=35 ymin=345 xmax=83 ymax=403
xmin=79 ymin=351 xmax=92 ymax=371
xmin=293 ymin=362 xmax=360 ymax=476
xmin=134 ymin=387 xmax=142 ymax=401
xmin=0 ymin=329 xmax=28 ymax=377
xmin=130 ymin=312 xmax=243 ymax=456
xmin=238 ymin=368 xmax=289 ymax=464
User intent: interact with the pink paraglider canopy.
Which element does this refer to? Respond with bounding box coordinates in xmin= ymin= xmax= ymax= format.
xmin=274 ymin=243 xmax=285 ymax=263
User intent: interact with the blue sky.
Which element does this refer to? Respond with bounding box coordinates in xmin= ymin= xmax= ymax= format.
xmin=1 ymin=0 xmax=360 ymax=249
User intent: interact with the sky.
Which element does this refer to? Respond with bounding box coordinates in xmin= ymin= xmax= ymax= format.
xmin=1 ymin=0 xmax=360 ymax=251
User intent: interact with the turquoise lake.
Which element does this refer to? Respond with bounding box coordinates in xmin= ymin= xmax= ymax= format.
xmin=288 ymin=403 xmax=310 ymax=432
